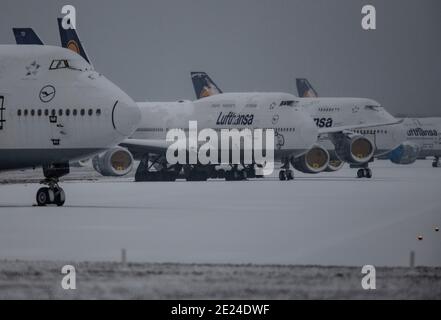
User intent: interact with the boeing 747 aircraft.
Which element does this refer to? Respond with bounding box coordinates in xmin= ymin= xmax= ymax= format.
xmin=191 ymin=73 xmax=405 ymax=179
xmin=386 ymin=117 xmax=441 ymax=167
xmin=0 ymin=44 xmax=140 ymax=205
xmin=296 ymin=78 xmax=440 ymax=169
xmin=14 ymin=23 xmax=400 ymax=182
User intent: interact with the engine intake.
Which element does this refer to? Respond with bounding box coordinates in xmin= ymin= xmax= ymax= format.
xmin=92 ymin=147 xmax=134 ymax=176
xmin=292 ymin=145 xmax=329 ymax=174
xmin=389 ymin=142 xmax=420 ymax=165
xmin=330 ymin=133 xmax=374 ymax=164
xmin=324 ymin=151 xmax=345 ymax=172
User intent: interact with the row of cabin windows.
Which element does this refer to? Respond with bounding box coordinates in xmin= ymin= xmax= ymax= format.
xmin=276 ymin=128 xmax=295 ymax=132
xmin=137 ymin=128 xmax=163 ymax=132
xmin=17 ymin=108 xmax=102 ymax=117
xmin=354 ymin=129 xmax=388 ymax=135
xmin=157 ymin=128 xmax=292 ymax=133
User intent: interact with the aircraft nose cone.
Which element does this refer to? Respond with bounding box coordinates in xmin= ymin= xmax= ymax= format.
xmin=112 ymin=99 xmax=141 ymax=136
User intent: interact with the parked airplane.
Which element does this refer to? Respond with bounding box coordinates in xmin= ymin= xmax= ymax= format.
xmin=296 ymin=78 xmax=440 ymax=168
xmin=0 ymin=44 xmax=140 ymax=205
xmin=16 ymin=24 xmax=399 ymax=181
xmin=127 ymin=76 xmax=401 ymax=181
xmin=386 ymin=117 xmax=441 ymax=167
xmin=52 ymin=22 xmax=319 ymax=181
xmin=192 ymin=73 xmax=405 ymax=179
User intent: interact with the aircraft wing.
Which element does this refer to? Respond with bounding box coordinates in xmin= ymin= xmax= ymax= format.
xmin=318 ymin=118 xmax=404 ymax=135
xmin=119 ymin=139 xmax=172 ymax=159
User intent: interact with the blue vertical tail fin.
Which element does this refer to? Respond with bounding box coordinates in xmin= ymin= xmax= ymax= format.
xmin=191 ymin=72 xmax=223 ymax=99
xmin=57 ymin=18 xmax=91 ymax=64
xmin=296 ymin=78 xmax=319 ymax=98
xmin=12 ymin=28 xmax=44 ymax=45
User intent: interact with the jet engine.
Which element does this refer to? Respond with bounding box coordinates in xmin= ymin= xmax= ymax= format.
xmin=291 ymin=145 xmax=329 ymax=174
xmin=388 ymin=141 xmax=420 ymax=165
xmin=330 ymin=133 xmax=374 ymax=164
xmin=324 ymin=151 xmax=345 ymax=172
xmin=92 ymin=147 xmax=134 ymax=176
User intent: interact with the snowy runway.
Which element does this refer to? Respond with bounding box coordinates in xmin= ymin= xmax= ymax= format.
xmin=0 ymin=161 xmax=440 ymax=267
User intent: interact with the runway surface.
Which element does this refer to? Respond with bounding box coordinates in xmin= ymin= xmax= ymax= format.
xmin=0 ymin=160 xmax=440 ymax=267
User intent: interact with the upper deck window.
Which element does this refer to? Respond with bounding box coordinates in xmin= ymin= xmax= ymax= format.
xmin=280 ymin=101 xmax=295 ymax=107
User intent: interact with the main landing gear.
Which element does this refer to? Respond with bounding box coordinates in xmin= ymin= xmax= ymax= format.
xmin=135 ymin=155 xmax=181 ymax=182
xmin=36 ymin=179 xmax=65 ymax=207
xmin=350 ymin=162 xmax=372 ymax=179
xmin=432 ymin=157 xmax=440 ymax=168
xmin=36 ymin=163 xmax=69 ymax=206
xmin=224 ymin=165 xmax=247 ymax=181
xmin=356 ymin=168 xmax=372 ymax=179
xmin=279 ymin=160 xmax=294 ymax=181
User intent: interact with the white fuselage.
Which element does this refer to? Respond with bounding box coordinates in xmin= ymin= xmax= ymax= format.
xmin=134 ymin=92 xmax=319 ymax=161
xmin=0 ymin=45 xmax=140 ymax=170
xmin=300 ymin=97 xmax=405 ymax=157
xmin=403 ymin=117 xmax=441 ymax=158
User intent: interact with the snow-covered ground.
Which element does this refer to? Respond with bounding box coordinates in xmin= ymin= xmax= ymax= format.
xmin=0 ymin=160 xmax=440 ymax=267
xmin=1 ymin=261 xmax=440 ymax=299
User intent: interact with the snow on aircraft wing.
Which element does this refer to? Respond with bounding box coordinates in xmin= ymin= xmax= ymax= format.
xmin=119 ymin=139 xmax=172 ymax=158
xmin=318 ymin=119 xmax=404 ymax=135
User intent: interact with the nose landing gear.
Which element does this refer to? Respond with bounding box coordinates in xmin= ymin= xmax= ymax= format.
xmin=36 ymin=163 xmax=69 ymax=207
xmin=279 ymin=160 xmax=294 ymax=181
xmin=432 ymin=157 xmax=440 ymax=168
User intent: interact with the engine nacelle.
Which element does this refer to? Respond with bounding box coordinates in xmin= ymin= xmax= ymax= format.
xmin=291 ymin=145 xmax=330 ymax=174
xmin=330 ymin=133 xmax=374 ymax=164
xmin=92 ymin=147 xmax=134 ymax=176
xmin=324 ymin=151 xmax=345 ymax=172
xmin=389 ymin=141 xmax=420 ymax=165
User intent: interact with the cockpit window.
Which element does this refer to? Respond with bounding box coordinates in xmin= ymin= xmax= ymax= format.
xmin=68 ymin=59 xmax=91 ymax=71
xmin=280 ymin=101 xmax=295 ymax=107
xmin=365 ymin=105 xmax=381 ymax=112
xmin=49 ymin=59 xmax=92 ymax=72
xmin=50 ymin=59 xmax=70 ymax=70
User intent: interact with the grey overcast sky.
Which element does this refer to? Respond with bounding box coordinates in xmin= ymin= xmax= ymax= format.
xmin=1 ymin=0 xmax=440 ymax=116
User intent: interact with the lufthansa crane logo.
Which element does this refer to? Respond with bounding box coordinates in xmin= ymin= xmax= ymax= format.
xmin=67 ymin=40 xmax=80 ymax=54
xmin=39 ymin=85 xmax=56 ymax=103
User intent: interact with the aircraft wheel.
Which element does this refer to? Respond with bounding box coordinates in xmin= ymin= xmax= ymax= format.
xmin=286 ymin=170 xmax=294 ymax=181
xmin=54 ymin=187 xmax=66 ymax=206
xmin=279 ymin=170 xmax=287 ymax=181
xmin=357 ymin=169 xmax=365 ymax=179
xmin=36 ymin=187 xmax=50 ymax=206
xmin=365 ymin=168 xmax=372 ymax=179
xmin=246 ymin=167 xmax=256 ymax=179
xmin=217 ymin=169 xmax=226 ymax=179
xmin=433 ymin=162 xmax=439 ymax=168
